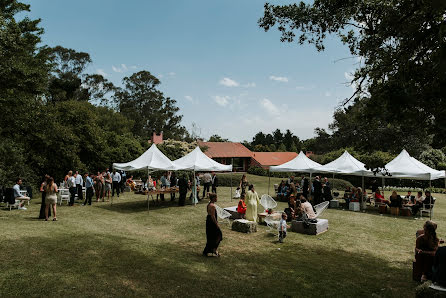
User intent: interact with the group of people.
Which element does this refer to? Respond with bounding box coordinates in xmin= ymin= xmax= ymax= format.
xmin=276 ymin=176 xmax=332 ymax=205
xmin=371 ymin=187 xmax=435 ymax=216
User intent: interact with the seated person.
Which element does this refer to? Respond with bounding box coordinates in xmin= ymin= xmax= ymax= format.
xmin=389 ymin=191 xmax=402 ymax=208
xmin=284 ymin=196 xmax=298 ymax=221
xmin=374 ymin=190 xmax=390 ymax=205
xmin=404 ymin=191 xmax=415 ymax=204
xmin=277 ymin=181 xmax=288 ymax=200
xmin=126 ymin=175 xmax=136 ymax=191
xmin=13 ymin=178 xmax=30 ymax=210
xmin=433 ymin=246 xmax=446 ymax=287
xmin=411 ymin=191 xmax=424 ymax=215
xmin=300 ymin=195 xmax=316 ymax=220
xmin=146 ymin=176 xmax=155 ymax=191
xmin=423 ymin=190 xmax=435 ymax=209
xmin=237 ymin=194 xmax=246 ymax=217
xmin=414 ymin=220 xmax=440 ymax=282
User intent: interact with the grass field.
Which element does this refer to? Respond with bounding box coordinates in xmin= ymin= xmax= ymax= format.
xmin=0 ymin=174 xmax=444 ymax=297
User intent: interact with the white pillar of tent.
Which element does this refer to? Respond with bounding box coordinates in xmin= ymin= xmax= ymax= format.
xmin=193 ymin=169 xmax=197 ymax=206
xmin=147 ymin=168 xmax=150 ymax=211
xmin=361 ymin=175 xmax=365 ymax=211
xmin=332 ymin=173 xmax=335 ymax=194
xmin=268 ymin=169 xmax=271 ymax=195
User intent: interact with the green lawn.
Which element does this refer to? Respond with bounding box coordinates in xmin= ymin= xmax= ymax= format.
xmin=0 ymin=174 xmax=444 ymax=297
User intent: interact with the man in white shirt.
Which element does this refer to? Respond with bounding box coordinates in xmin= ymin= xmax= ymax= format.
xmin=75 ymin=170 xmax=83 ymax=202
xmin=202 ymin=172 xmax=212 ymax=199
xmin=111 ymin=170 xmax=121 ymax=197
xmin=67 ymin=171 xmax=76 ymax=206
xmin=13 ymin=178 xmax=30 ymax=210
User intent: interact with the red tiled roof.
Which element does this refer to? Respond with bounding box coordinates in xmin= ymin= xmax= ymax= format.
xmin=198 ymin=141 xmax=253 ymax=158
xmin=251 ymin=152 xmax=298 ymax=166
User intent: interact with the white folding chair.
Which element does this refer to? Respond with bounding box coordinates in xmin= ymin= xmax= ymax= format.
xmin=58 ymin=188 xmax=70 ymax=205
xmin=314 ymin=201 xmax=330 ymax=218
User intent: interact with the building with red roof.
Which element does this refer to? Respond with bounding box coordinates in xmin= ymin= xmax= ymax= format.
xmin=197 ymin=140 xmax=297 ymax=171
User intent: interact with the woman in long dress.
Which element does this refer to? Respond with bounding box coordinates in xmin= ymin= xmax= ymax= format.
xmin=38 ymin=174 xmax=50 ymax=219
xmin=245 ymin=184 xmax=260 ymax=222
xmin=203 ymin=193 xmax=222 ymax=257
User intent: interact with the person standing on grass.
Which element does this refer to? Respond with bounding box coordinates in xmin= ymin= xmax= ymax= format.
xmin=45 ymin=177 xmax=58 ymax=221
xmin=38 ymin=174 xmax=50 ymax=219
xmin=83 ymin=173 xmax=94 ymax=206
xmin=111 ymin=170 xmax=121 ymax=198
xmin=202 ymin=171 xmax=212 ymax=199
xmin=178 ymin=174 xmax=189 ymax=206
xmin=278 ymin=212 xmax=290 ymax=243
xmin=203 ymin=193 xmax=222 ymax=257
xmin=239 ymin=174 xmax=249 ymax=196
xmin=211 ymin=172 xmax=218 ymax=193
xmin=313 ymin=176 xmax=323 ymax=205
xmin=75 ymin=170 xmax=83 ymax=203
xmin=104 ymin=172 xmax=112 ymax=201
xmin=67 ymin=171 xmax=76 ymax=206
xmin=245 ymin=184 xmax=260 ymax=222
xmin=170 ymin=171 xmax=177 ymax=201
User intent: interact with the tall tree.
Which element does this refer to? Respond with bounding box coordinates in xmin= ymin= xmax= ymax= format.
xmin=208 ymin=134 xmax=229 ymax=142
xmin=272 ymin=129 xmax=283 ymax=145
xmin=259 ymin=0 xmax=446 ymax=147
xmin=47 ymin=46 xmax=92 ymax=102
xmin=115 ymin=71 xmax=187 ymax=140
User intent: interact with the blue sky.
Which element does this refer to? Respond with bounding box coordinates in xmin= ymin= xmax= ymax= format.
xmin=25 ymin=0 xmax=357 ymax=142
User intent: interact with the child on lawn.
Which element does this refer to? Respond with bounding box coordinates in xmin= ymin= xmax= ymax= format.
xmin=278 ymin=212 xmax=290 ymax=243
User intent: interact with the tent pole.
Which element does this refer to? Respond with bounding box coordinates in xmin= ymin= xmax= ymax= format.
xmin=361 ymin=175 xmax=365 ymax=211
xmin=147 ymin=168 xmax=150 ymax=212
xmin=230 ymin=171 xmax=233 ymax=202
xmin=332 ymin=173 xmax=335 ymax=194
xmin=193 ymin=170 xmax=196 ymax=206
xmin=268 ymin=169 xmax=271 ymax=196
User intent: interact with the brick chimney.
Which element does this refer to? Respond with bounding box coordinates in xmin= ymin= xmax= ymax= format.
xmin=150 ymin=131 xmax=163 ymax=144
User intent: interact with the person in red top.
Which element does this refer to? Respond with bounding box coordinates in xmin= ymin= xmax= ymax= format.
xmin=237 ymin=194 xmax=247 ymax=218
xmin=374 ymin=189 xmax=390 ymax=205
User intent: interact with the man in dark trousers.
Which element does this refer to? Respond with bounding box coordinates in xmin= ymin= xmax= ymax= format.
xmin=313 ymin=176 xmax=323 ymax=205
xmin=302 ymin=176 xmax=309 ymax=199
xmin=170 ymin=172 xmax=177 ymax=201
xmin=211 ymin=172 xmax=218 ymax=193
xmin=75 ymin=170 xmax=83 ymax=203
xmin=178 ymin=174 xmax=189 ymax=206
xmin=111 ymin=170 xmax=121 ymax=198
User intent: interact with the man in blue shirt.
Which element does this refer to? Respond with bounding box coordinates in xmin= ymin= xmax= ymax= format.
xmin=13 ymin=178 xmax=30 ymax=210
xmin=83 ymin=173 xmax=94 ymax=206
xmin=159 ymin=172 xmax=170 ymax=201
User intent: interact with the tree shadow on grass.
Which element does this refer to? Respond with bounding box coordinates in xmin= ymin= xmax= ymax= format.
xmin=0 ymin=230 xmax=418 ymax=297
xmin=97 ymin=197 xmax=205 ymax=214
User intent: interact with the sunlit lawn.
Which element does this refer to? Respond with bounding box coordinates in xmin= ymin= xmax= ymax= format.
xmin=0 ymin=174 xmax=444 ymax=297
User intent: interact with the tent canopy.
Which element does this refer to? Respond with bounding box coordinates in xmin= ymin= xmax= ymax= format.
xmin=315 ymin=151 xmax=374 ymax=176
xmin=382 ymin=149 xmax=445 ymax=180
xmin=113 ymin=144 xmax=177 ymax=171
xmin=269 ymin=151 xmax=321 ymax=173
xmin=173 ymin=146 xmax=232 ymax=172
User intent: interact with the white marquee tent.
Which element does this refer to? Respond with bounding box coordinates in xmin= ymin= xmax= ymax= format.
xmin=269 ymin=151 xmax=322 ymax=173
xmin=315 ymin=151 xmax=374 ymax=177
xmin=381 ymin=149 xmax=445 ymax=181
xmin=173 ymin=146 xmax=232 ymax=204
xmin=113 ymin=143 xmax=177 ymax=171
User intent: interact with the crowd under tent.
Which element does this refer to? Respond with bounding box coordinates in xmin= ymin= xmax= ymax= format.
xmin=173 ymin=146 xmax=233 ymax=204
xmin=269 ymin=151 xmax=322 ymax=195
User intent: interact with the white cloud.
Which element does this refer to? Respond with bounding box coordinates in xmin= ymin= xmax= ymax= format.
xmin=219 ymin=77 xmax=239 ymax=87
xmin=243 ymin=82 xmax=256 ymax=88
xmin=96 ymin=69 xmax=108 ymax=77
xmin=112 ymin=64 xmax=128 ymax=73
xmin=213 ymin=95 xmax=230 ymax=107
xmin=325 ymin=91 xmax=331 ymax=97
xmin=260 ymin=98 xmax=280 ymax=116
xmin=168 ymin=72 xmax=176 ymax=77
xmin=130 ymin=65 xmax=137 ymax=69
xmin=184 ymin=95 xmax=198 ymax=104
xmin=295 ymin=86 xmax=305 ymax=90
xmin=269 ymin=75 xmax=289 ymax=82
